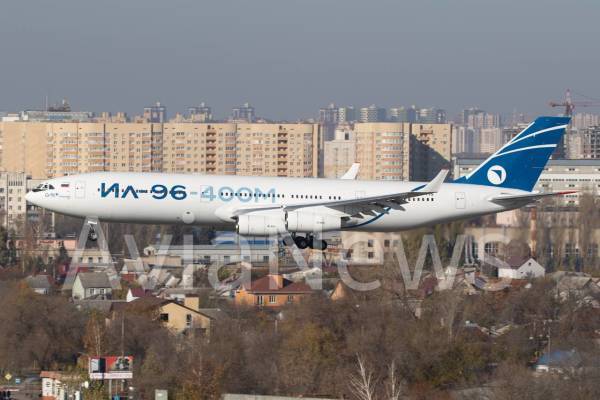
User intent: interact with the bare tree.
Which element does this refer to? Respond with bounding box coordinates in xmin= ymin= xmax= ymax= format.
xmin=349 ymin=355 xmax=376 ymax=400
xmin=385 ymin=361 xmax=402 ymax=400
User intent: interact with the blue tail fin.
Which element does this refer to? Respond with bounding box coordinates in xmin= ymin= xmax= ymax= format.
xmin=453 ymin=116 xmax=570 ymax=191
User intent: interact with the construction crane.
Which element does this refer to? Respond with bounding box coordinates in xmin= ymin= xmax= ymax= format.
xmin=549 ymin=89 xmax=600 ymax=116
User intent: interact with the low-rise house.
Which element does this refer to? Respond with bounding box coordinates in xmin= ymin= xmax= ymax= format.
xmin=113 ymin=296 xmax=222 ymax=335
xmin=25 ymin=274 xmax=53 ymax=295
xmin=235 ymin=273 xmax=313 ymax=307
xmin=498 ymin=257 xmax=545 ymax=280
xmin=551 ymin=271 xmax=600 ymax=301
xmin=72 ymin=272 xmax=113 ymax=300
xmin=41 ymin=371 xmax=83 ymax=400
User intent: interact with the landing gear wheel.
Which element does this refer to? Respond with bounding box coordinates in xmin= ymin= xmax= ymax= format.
xmin=294 ymin=236 xmax=309 ymax=249
xmin=308 ymin=237 xmax=328 ymax=251
xmin=88 ymin=227 xmax=98 ymax=242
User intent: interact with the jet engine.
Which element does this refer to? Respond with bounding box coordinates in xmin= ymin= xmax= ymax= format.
xmin=236 ymin=214 xmax=286 ymax=236
xmin=286 ymin=212 xmax=341 ymax=233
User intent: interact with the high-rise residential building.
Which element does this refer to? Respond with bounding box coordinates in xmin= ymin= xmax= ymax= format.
xmin=106 ymin=123 xmax=161 ymax=173
xmin=567 ymin=126 xmax=600 ymax=159
xmin=0 ymin=171 xmax=44 ymax=228
xmin=479 ymin=127 xmax=504 ymax=154
xmin=318 ymin=103 xmax=340 ymax=142
xmin=388 ymin=106 xmax=417 ymax=123
xmin=354 ymin=123 xmax=410 ymax=180
xmin=571 ymin=113 xmax=600 ymax=131
xmin=359 ymin=105 xmax=386 ymax=123
xmin=236 ymin=124 xmax=320 ymax=177
xmin=230 ymin=103 xmax=255 ymax=122
xmin=338 ymin=106 xmax=356 ymax=123
xmin=353 ymin=122 xmax=452 ymax=181
xmin=0 ymin=121 xmax=48 ymax=179
xmin=143 ymin=102 xmax=167 ymax=123
xmin=0 ymin=121 xmax=320 ymax=179
xmin=318 ymin=103 xmax=339 ymax=125
xmin=417 ymin=107 xmax=447 ymax=124
xmin=408 ymin=123 xmax=452 ymax=180
xmin=462 ymin=108 xmax=500 ymax=129
xmin=188 ymin=103 xmax=212 ymax=122
xmin=95 ymin=112 xmax=129 ymax=123
xmin=162 ymin=123 xmax=236 ymax=174
xmin=461 ymin=107 xmax=484 ymax=125
xmin=452 ymin=126 xmax=479 ymax=155
xmin=323 ymin=125 xmax=356 ymax=178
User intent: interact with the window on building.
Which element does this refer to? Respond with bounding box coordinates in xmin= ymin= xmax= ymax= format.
xmin=186 ymin=314 xmax=192 ymax=328
xmin=587 ymin=244 xmax=598 ymax=258
xmin=269 ymin=295 xmax=276 ymax=304
xmin=159 ymin=313 xmax=169 ymax=322
xmin=287 ymin=295 xmax=294 ymax=304
xmin=256 ymin=295 xmax=264 ymax=305
xmin=565 ymin=243 xmax=579 ymax=258
xmin=484 ymin=242 xmax=499 ymax=256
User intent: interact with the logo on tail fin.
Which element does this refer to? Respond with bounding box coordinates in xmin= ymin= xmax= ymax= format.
xmin=487 ymin=165 xmax=506 ymax=185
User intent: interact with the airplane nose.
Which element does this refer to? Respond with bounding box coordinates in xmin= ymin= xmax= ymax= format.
xmin=25 ymin=191 xmax=37 ymax=205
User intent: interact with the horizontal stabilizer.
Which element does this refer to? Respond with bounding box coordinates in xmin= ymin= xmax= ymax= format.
xmin=490 ymin=190 xmax=576 ymax=205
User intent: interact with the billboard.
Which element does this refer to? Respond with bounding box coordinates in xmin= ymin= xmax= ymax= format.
xmin=89 ymin=356 xmax=133 ymax=380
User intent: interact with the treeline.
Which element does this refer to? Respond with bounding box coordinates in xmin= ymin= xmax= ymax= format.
xmin=0 ymin=278 xmax=598 ymax=399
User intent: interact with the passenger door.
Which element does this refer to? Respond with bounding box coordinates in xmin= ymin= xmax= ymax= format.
xmin=75 ymin=181 xmax=86 ymax=199
xmin=455 ymin=192 xmax=466 ymax=209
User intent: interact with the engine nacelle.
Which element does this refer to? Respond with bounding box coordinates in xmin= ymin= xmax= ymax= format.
xmin=236 ymin=214 xmax=286 ymax=236
xmin=286 ymin=212 xmax=341 ymax=233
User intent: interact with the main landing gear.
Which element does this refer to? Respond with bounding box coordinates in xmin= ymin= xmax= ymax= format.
xmin=292 ymin=235 xmax=328 ymax=251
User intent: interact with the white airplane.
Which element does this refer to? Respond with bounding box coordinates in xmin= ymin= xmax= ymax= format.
xmin=26 ymin=116 xmax=573 ymax=250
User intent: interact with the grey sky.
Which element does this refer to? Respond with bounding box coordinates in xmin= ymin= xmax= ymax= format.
xmin=1 ymin=0 xmax=599 ymax=120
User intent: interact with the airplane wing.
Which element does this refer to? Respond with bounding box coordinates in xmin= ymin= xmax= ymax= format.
xmin=489 ymin=190 xmax=576 ymax=206
xmin=340 ymin=163 xmax=360 ymax=180
xmin=218 ymin=170 xmax=449 ymax=219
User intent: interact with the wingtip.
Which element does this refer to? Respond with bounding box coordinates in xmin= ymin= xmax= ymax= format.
xmin=419 ymin=169 xmax=449 ymax=193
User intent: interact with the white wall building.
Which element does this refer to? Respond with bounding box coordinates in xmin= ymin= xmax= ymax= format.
xmin=498 ymin=258 xmax=545 ymax=279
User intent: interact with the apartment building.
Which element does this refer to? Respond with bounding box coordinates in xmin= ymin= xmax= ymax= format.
xmin=0 ymin=171 xmax=44 ymax=227
xmin=0 ymin=121 xmax=321 ymax=179
xmin=408 ymin=123 xmax=452 ymax=181
xmin=354 ymin=122 xmax=411 ymax=181
xmin=235 ymin=123 xmax=319 ymax=177
xmin=323 ymin=126 xmax=356 ymax=178
xmin=329 ymin=122 xmax=452 ymax=182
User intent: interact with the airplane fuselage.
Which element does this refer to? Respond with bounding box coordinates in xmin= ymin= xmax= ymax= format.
xmin=27 ymin=172 xmax=525 ymax=232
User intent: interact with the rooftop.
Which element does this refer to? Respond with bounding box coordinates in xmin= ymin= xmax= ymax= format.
xmin=76 ymin=272 xmax=111 ymax=289
xmin=241 ymin=274 xmax=313 ymax=294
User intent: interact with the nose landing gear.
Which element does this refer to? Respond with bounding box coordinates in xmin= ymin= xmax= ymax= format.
xmin=88 ymin=225 xmax=98 ymax=241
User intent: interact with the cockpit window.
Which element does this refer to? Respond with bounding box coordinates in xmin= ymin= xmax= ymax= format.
xmin=32 ymin=183 xmax=55 ymax=192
